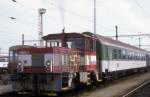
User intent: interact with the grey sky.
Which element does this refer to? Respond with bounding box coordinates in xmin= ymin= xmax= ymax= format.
xmin=0 ymin=0 xmax=150 ymax=52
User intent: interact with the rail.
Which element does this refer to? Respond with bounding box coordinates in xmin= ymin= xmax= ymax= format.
xmin=122 ymin=79 xmax=150 ymax=97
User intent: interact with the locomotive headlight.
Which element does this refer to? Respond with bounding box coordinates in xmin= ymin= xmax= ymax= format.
xmin=18 ymin=61 xmax=22 ymax=66
xmin=46 ymin=61 xmax=50 ymax=66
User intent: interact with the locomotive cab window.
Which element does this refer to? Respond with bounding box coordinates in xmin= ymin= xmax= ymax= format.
xmin=47 ymin=40 xmax=62 ymax=47
xmin=67 ymin=39 xmax=85 ymax=49
xmin=9 ymin=50 xmax=18 ymax=62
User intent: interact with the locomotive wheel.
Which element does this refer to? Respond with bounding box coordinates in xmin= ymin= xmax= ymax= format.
xmin=72 ymin=72 xmax=80 ymax=88
xmin=89 ymin=71 xmax=97 ymax=85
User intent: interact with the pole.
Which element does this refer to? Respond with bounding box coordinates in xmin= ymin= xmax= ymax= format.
xmin=38 ymin=8 xmax=46 ymax=47
xmin=115 ymin=25 xmax=118 ymax=40
xmin=22 ymin=34 xmax=24 ymax=45
xmin=94 ymin=0 xmax=96 ymax=35
xmin=139 ymin=37 xmax=141 ymax=48
xmin=40 ymin=13 xmax=43 ymax=47
xmin=93 ymin=0 xmax=96 ymax=51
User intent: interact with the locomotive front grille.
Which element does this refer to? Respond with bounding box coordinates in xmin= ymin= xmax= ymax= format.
xmin=32 ymin=55 xmax=44 ymax=67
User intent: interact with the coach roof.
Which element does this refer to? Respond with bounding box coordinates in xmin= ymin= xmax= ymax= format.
xmin=95 ymin=34 xmax=148 ymax=53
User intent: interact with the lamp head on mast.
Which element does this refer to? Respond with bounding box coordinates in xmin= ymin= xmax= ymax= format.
xmin=39 ymin=8 xmax=46 ymax=14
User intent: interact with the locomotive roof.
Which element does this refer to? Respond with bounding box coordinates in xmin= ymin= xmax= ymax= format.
xmin=42 ymin=32 xmax=92 ymax=40
xmin=95 ymin=34 xmax=149 ymax=53
xmin=9 ymin=45 xmax=35 ymax=51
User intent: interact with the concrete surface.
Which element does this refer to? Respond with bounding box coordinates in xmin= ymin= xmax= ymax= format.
xmin=80 ymin=72 xmax=150 ymax=97
xmin=0 ymin=84 xmax=13 ymax=94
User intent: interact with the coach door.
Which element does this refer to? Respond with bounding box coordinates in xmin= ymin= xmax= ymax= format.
xmin=146 ymin=54 xmax=150 ymax=68
xmin=96 ymin=41 xmax=102 ymax=80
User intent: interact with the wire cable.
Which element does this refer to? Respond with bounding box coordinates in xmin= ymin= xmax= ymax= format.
xmin=134 ymin=0 xmax=150 ymax=18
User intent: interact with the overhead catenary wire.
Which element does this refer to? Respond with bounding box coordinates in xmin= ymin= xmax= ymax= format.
xmin=7 ymin=0 xmax=115 ymax=33
xmin=41 ymin=0 xmax=114 ymax=32
xmin=9 ymin=0 xmax=101 ymax=33
xmin=134 ymin=0 xmax=150 ymax=18
xmin=96 ymin=0 xmax=146 ymax=34
xmin=1 ymin=0 xmax=150 ymax=50
xmin=7 ymin=0 xmax=150 ymax=34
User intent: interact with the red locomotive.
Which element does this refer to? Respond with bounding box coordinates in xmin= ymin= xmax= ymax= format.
xmin=10 ymin=32 xmax=150 ymax=95
xmin=10 ymin=32 xmax=99 ymax=95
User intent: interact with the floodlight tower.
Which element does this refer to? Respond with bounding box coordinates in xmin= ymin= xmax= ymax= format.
xmin=93 ymin=0 xmax=96 ymax=51
xmin=38 ymin=8 xmax=46 ymax=47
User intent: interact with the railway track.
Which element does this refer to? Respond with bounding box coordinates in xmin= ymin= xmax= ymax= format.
xmin=0 ymin=82 xmax=108 ymax=97
xmin=0 ymin=72 xmax=150 ymax=97
xmin=121 ymin=79 xmax=150 ymax=97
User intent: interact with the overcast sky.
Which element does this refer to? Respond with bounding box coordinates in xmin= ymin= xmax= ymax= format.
xmin=0 ymin=0 xmax=150 ymax=52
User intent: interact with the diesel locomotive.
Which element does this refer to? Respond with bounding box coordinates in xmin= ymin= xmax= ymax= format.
xmin=9 ymin=32 xmax=150 ymax=94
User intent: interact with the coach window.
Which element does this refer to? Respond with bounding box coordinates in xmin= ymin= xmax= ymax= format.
xmin=112 ymin=49 xmax=118 ymax=59
xmin=142 ymin=54 xmax=145 ymax=60
xmin=144 ymin=55 xmax=146 ymax=60
xmin=141 ymin=54 xmax=143 ymax=60
xmin=127 ymin=51 xmax=130 ymax=60
xmin=129 ymin=51 xmax=132 ymax=60
xmin=136 ymin=53 xmax=138 ymax=60
xmin=134 ymin=52 xmax=136 ymax=60
xmin=144 ymin=54 xmax=146 ymax=60
xmin=141 ymin=54 xmax=144 ymax=60
xmin=138 ymin=53 xmax=140 ymax=60
xmin=122 ymin=50 xmax=126 ymax=59
xmin=139 ymin=53 xmax=141 ymax=60
xmin=142 ymin=54 xmax=143 ymax=60
xmin=131 ymin=52 xmax=133 ymax=60
xmin=139 ymin=54 xmax=141 ymax=60
xmin=118 ymin=50 xmax=122 ymax=59
xmin=140 ymin=54 xmax=142 ymax=60
xmin=137 ymin=53 xmax=139 ymax=60
xmin=132 ymin=52 xmax=134 ymax=60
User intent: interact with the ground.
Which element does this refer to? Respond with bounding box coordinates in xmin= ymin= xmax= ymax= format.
xmin=79 ymin=72 xmax=150 ymax=97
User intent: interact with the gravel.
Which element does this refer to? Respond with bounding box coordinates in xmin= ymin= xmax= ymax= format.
xmin=129 ymin=83 xmax=150 ymax=97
